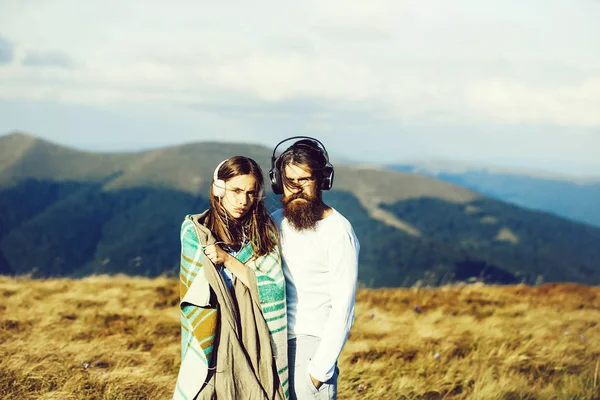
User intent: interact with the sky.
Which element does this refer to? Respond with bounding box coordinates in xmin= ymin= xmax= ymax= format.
xmin=1 ymin=0 xmax=599 ymax=176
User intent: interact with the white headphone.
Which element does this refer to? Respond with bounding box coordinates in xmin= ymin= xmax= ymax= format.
xmin=212 ymin=159 xmax=228 ymax=198
xmin=212 ymin=157 xmax=265 ymax=200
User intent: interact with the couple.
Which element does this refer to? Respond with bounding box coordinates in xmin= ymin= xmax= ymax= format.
xmin=173 ymin=137 xmax=360 ymax=400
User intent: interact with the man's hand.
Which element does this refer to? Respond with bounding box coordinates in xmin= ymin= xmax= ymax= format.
xmin=310 ymin=374 xmax=322 ymax=390
xmin=203 ymin=244 xmax=230 ymax=265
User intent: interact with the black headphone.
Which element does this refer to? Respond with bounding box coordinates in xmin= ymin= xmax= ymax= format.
xmin=269 ymin=136 xmax=334 ymax=195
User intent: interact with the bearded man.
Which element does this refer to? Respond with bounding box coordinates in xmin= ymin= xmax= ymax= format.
xmin=270 ymin=137 xmax=360 ymax=400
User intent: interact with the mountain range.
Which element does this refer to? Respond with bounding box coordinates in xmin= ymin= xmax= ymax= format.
xmin=2 ymin=132 xmax=600 ymax=287
xmin=390 ymin=163 xmax=600 ymax=228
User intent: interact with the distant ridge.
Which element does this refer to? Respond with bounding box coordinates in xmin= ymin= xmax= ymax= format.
xmin=390 ymin=162 xmax=600 ymax=228
xmin=392 ymin=160 xmax=600 ymax=183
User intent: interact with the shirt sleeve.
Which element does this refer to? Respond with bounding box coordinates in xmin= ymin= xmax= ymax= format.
xmin=307 ymin=225 xmax=360 ymax=382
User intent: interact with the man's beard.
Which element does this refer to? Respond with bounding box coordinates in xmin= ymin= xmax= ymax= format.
xmin=281 ymin=191 xmax=324 ymax=231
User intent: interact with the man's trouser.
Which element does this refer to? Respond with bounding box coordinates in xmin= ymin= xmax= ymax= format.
xmin=288 ymin=335 xmax=339 ymax=400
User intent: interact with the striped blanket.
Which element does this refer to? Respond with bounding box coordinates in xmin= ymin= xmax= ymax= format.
xmin=173 ymin=213 xmax=289 ymax=399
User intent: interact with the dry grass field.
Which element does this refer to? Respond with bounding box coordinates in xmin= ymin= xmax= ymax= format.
xmin=0 ymin=276 xmax=598 ymax=400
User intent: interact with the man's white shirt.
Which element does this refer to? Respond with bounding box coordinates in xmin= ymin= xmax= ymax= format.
xmin=272 ymin=208 xmax=360 ymax=382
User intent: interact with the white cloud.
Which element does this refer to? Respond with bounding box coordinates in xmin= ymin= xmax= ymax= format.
xmin=23 ymin=50 xmax=76 ymax=68
xmin=309 ymin=0 xmax=398 ymax=39
xmin=466 ymin=77 xmax=600 ymax=127
xmin=208 ymin=54 xmax=382 ymax=102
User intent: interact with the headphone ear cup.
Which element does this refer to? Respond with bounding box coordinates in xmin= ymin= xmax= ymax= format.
xmin=269 ymin=168 xmax=283 ymax=195
xmin=321 ymin=164 xmax=334 ymax=190
xmin=213 ymin=179 xmax=226 ymax=198
xmin=212 ymin=159 xmax=229 ymax=198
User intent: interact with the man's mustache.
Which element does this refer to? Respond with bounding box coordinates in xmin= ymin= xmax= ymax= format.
xmin=283 ymin=193 xmax=311 ymax=204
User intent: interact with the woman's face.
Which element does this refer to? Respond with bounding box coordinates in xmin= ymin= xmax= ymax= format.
xmin=221 ymin=174 xmax=258 ymax=219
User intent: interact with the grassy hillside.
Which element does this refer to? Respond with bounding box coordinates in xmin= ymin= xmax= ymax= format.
xmin=2 ymin=132 xmax=600 ymax=286
xmin=381 ymin=197 xmax=600 ymax=284
xmin=0 ymin=276 xmax=598 ymax=399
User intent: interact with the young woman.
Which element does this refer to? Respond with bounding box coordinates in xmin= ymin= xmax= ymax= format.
xmin=173 ymin=156 xmax=288 ymax=400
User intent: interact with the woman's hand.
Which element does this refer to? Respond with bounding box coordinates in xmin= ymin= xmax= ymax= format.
xmin=203 ymin=244 xmax=231 ymax=266
xmin=204 ymin=243 xmax=250 ymax=287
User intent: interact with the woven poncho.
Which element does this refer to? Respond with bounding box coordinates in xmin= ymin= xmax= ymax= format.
xmin=173 ymin=212 xmax=288 ymax=399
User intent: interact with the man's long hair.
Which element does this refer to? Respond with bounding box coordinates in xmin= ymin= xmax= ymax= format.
xmin=206 ymin=156 xmax=277 ymax=256
xmin=276 ymin=139 xmax=328 ymax=192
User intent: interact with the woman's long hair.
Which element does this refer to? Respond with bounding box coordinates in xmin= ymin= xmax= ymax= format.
xmin=205 ymin=156 xmax=277 ymax=257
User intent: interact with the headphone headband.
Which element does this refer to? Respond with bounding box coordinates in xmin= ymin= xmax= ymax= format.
xmin=213 ymin=159 xmax=228 ymax=181
xmin=270 ymin=136 xmax=330 ymax=167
